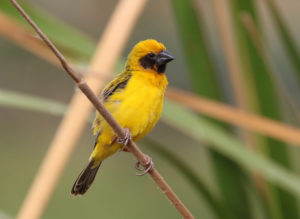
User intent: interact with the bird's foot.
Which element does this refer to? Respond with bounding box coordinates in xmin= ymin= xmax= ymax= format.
xmin=135 ymin=155 xmax=154 ymax=176
xmin=117 ymin=128 xmax=131 ymax=151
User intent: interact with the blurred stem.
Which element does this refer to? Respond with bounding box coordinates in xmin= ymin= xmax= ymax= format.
xmin=211 ymin=0 xmax=248 ymax=109
xmin=211 ymin=1 xmax=264 ymax=209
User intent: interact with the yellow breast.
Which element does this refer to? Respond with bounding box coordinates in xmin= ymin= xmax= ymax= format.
xmin=102 ymin=70 xmax=168 ymax=142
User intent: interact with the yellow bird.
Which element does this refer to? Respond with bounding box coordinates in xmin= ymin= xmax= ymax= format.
xmin=71 ymin=39 xmax=174 ymax=195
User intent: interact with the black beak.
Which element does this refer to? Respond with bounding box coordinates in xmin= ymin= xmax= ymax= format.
xmin=156 ymin=50 xmax=174 ymax=66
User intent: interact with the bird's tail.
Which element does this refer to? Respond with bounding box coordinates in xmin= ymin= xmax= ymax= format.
xmin=71 ymin=160 xmax=101 ymax=195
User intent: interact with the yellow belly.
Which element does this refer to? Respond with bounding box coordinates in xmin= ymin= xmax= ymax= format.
xmin=91 ymin=71 xmax=167 ymax=162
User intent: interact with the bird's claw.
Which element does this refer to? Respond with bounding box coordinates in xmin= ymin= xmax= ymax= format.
xmin=135 ymin=155 xmax=154 ymax=176
xmin=117 ymin=128 xmax=131 ymax=151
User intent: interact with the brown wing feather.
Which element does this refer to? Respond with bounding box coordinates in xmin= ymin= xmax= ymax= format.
xmin=102 ymin=72 xmax=132 ymax=101
xmin=92 ymin=71 xmax=132 ymax=136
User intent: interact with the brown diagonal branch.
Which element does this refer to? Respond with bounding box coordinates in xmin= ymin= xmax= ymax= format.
xmin=9 ymin=0 xmax=194 ymax=219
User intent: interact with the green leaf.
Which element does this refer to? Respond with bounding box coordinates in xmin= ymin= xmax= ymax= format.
xmin=0 ymin=1 xmax=95 ymax=62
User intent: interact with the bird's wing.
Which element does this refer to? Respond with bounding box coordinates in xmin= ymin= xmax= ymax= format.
xmin=102 ymin=71 xmax=132 ymax=101
xmin=92 ymin=71 xmax=132 ymax=135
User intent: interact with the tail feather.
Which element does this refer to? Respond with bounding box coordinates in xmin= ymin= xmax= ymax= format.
xmin=71 ymin=160 xmax=101 ymax=195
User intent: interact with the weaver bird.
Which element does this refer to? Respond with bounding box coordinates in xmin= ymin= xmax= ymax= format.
xmin=71 ymin=39 xmax=174 ymax=195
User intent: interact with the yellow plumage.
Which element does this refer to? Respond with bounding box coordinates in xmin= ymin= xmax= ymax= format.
xmin=71 ymin=39 xmax=173 ymax=195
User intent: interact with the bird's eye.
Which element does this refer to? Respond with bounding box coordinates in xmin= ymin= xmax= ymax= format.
xmin=148 ymin=53 xmax=155 ymax=58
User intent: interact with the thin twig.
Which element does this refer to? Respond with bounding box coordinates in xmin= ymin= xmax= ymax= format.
xmin=10 ymin=0 xmax=194 ymax=219
xmin=211 ymin=0 xmax=248 ymax=110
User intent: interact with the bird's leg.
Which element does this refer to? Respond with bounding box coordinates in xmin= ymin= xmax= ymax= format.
xmin=135 ymin=154 xmax=154 ymax=176
xmin=117 ymin=128 xmax=131 ymax=151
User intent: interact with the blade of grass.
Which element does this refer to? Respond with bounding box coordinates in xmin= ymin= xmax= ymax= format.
xmin=171 ymin=1 xmax=252 ymax=218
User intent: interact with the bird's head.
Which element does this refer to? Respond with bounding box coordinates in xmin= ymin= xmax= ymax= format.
xmin=126 ymin=39 xmax=174 ymax=74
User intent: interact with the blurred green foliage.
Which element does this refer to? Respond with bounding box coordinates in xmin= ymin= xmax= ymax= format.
xmin=1 ymin=0 xmax=300 ymax=219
